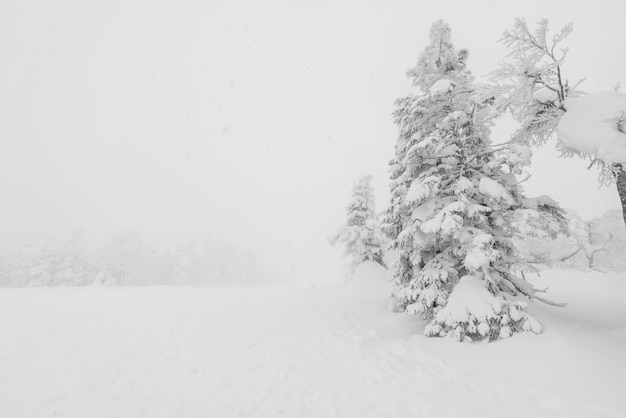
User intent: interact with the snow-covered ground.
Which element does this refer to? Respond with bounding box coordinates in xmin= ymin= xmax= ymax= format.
xmin=0 ymin=264 xmax=624 ymax=417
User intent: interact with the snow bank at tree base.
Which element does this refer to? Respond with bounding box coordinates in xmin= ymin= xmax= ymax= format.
xmin=0 ymin=265 xmax=624 ymax=417
xmin=558 ymin=91 xmax=626 ymax=163
xmin=424 ymin=275 xmax=541 ymax=342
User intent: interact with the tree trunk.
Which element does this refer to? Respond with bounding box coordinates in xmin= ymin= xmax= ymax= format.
xmin=617 ymin=166 xmax=626 ymax=226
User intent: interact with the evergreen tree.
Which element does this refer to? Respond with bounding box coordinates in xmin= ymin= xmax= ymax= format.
xmin=386 ymin=21 xmax=565 ymax=342
xmin=331 ymin=175 xmax=385 ymax=274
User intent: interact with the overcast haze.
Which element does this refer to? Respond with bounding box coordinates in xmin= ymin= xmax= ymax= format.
xmin=1 ymin=0 xmax=624 ymax=278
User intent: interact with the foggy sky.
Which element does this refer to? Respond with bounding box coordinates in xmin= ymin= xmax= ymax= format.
xmin=1 ymin=0 xmax=624 ymax=278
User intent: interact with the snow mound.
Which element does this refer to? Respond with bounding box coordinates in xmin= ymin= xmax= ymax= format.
xmin=411 ymin=198 xmax=438 ymax=221
xmin=352 ymin=259 xmax=390 ymax=282
xmin=434 ymin=275 xmax=496 ymax=323
xmin=533 ymin=86 xmax=560 ymax=104
xmin=558 ymin=91 xmax=626 ymax=163
xmin=425 ymin=275 xmax=541 ymax=341
xmin=405 ymin=176 xmax=439 ymax=203
xmin=521 ymin=194 xmax=559 ymax=210
xmin=479 ymin=177 xmax=514 ymax=205
xmin=429 ymin=79 xmax=455 ymax=95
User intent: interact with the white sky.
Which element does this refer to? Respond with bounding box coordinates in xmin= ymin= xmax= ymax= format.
xmin=1 ymin=0 xmax=624 ymax=278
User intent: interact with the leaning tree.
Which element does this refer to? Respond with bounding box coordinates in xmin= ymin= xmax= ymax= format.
xmin=491 ymin=19 xmax=626 ymax=224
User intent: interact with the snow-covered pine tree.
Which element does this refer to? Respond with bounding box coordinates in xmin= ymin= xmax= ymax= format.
xmin=386 ymin=20 xmax=565 ymax=342
xmin=331 ymin=175 xmax=385 ymax=274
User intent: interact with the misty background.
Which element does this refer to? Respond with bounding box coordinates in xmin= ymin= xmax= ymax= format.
xmin=1 ymin=0 xmax=624 ymax=285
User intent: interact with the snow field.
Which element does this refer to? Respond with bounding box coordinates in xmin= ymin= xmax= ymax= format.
xmin=0 ymin=263 xmax=624 ymax=417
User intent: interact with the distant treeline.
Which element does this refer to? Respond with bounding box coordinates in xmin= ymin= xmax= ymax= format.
xmin=0 ymin=232 xmax=286 ymax=287
xmin=517 ymin=210 xmax=626 ymax=272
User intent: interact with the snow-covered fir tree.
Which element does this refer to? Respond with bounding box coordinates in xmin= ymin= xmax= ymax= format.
xmin=331 ymin=175 xmax=385 ymax=274
xmin=385 ymin=20 xmax=566 ymax=342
